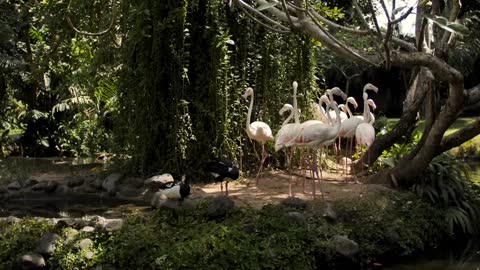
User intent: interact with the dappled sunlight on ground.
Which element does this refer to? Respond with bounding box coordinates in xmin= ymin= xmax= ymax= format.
xmin=194 ymin=168 xmax=389 ymax=209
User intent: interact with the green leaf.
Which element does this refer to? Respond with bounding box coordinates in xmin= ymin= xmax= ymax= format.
xmin=256 ymin=2 xmax=277 ymax=11
xmin=422 ymin=14 xmax=468 ymax=36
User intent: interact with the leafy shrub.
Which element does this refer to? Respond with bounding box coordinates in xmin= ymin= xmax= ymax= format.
xmin=412 ymin=154 xmax=480 ymax=235
xmin=0 ymin=219 xmax=55 ymax=269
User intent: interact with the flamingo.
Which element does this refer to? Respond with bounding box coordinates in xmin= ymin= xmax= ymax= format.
xmin=275 ymin=103 xmax=300 ymax=197
xmin=242 ymin=87 xmax=274 ymax=184
xmin=355 ymin=96 xmax=377 ymax=172
xmin=287 ymin=87 xmax=347 ymax=198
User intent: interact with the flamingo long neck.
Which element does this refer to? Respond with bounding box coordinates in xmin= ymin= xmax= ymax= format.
xmin=282 ymin=107 xmax=294 ymax=126
xmin=293 ymin=84 xmax=300 ymax=124
xmin=345 ymin=103 xmax=354 ymax=118
xmin=319 ymin=98 xmax=329 ymax=124
xmin=362 ymin=96 xmax=371 ymax=123
xmin=246 ymin=93 xmax=254 ymax=136
xmin=331 ymin=102 xmax=342 ymax=133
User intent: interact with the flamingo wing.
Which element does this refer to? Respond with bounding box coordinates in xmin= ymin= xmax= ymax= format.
xmin=250 ymin=121 xmax=274 ymax=141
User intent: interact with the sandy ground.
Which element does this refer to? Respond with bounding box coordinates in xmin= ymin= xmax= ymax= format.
xmin=192 ymin=168 xmax=392 ymax=209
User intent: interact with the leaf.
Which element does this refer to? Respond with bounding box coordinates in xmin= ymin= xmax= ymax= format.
xmin=393 ymin=6 xmax=407 ymax=15
xmin=422 ymin=14 xmax=468 ymax=36
xmin=226 ymin=39 xmax=235 ymax=45
xmin=256 ymin=2 xmax=277 ymax=11
xmin=40 ymin=138 xmax=49 ymax=147
xmin=447 ymin=22 xmax=469 ymax=35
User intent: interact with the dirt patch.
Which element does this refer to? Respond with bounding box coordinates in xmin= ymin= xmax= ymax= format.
xmin=193 ymin=169 xmax=393 ymax=209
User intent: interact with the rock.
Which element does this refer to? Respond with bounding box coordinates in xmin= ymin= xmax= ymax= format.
xmin=44 ymin=181 xmax=59 ymax=193
xmin=78 ymin=238 xmax=93 ymax=250
xmin=0 ymin=216 xmax=22 ymax=224
xmin=93 ymin=178 xmax=104 ymax=190
xmin=207 ymin=196 xmax=235 ymax=219
xmin=54 ymin=185 xmax=69 ymax=195
xmin=85 ymin=251 xmax=95 ymax=260
xmin=24 ymin=178 xmax=39 ymax=188
xmin=7 ymin=181 xmax=22 ymax=191
xmin=81 ymin=226 xmax=95 ymax=233
xmin=281 ymin=197 xmax=307 ymax=210
xmin=56 ymin=218 xmax=75 ymax=228
xmin=322 ymin=203 xmax=337 ymax=223
xmin=67 ymin=176 xmax=85 ymax=187
xmin=35 ymin=232 xmax=60 ymax=256
xmin=64 ymin=228 xmax=79 ymax=244
xmin=104 ymin=219 xmax=123 ymax=232
xmin=20 ymin=253 xmax=45 ymax=269
xmin=331 ymin=235 xmax=359 ymax=258
xmin=151 ymin=191 xmax=168 ymax=208
xmin=285 ymin=211 xmax=307 ymax=226
xmin=31 ymin=182 xmax=49 ymax=191
xmin=102 ymin=173 xmax=123 ymax=195
xmin=90 ymin=215 xmax=107 ymax=228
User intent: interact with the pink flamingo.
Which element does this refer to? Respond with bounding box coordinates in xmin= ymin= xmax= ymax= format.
xmin=355 ymin=97 xmax=377 ymax=172
xmin=286 ymin=87 xmax=346 ymax=199
xmin=275 ymin=103 xmax=301 ymax=197
xmin=242 ymin=87 xmax=274 ymax=184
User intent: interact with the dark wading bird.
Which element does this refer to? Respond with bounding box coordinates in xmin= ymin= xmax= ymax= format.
xmin=205 ymin=159 xmax=240 ymax=196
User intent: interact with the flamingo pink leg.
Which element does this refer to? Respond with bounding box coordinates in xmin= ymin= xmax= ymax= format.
xmin=256 ymin=143 xmax=267 ymax=185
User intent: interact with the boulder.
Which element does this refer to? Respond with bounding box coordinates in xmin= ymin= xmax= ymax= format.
xmin=31 ymin=182 xmax=49 ymax=191
xmin=35 ymin=232 xmax=60 ymax=256
xmin=104 ymin=219 xmax=123 ymax=232
xmin=78 ymin=238 xmax=93 ymax=250
xmin=81 ymin=226 xmax=95 ymax=233
xmin=207 ymin=196 xmax=235 ymax=219
xmin=285 ymin=211 xmax=307 ymax=226
xmin=280 ymin=197 xmax=307 ymax=210
xmin=24 ymin=178 xmax=39 ymax=188
xmin=67 ymin=176 xmax=85 ymax=187
xmin=7 ymin=181 xmax=22 ymax=191
xmin=102 ymin=173 xmax=123 ymax=195
xmin=331 ymin=235 xmax=359 ymax=258
xmin=20 ymin=253 xmax=45 ymax=269
xmin=322 ymin=203 xmax=337 ymax=223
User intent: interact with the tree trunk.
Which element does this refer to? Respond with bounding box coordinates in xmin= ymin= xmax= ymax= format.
xmin=355 ymin=68 xmax=430 ymax=173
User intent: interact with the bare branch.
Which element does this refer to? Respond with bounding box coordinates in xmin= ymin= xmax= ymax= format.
xmin=66 ymin=0 xmax=116 ymax=36
xmin=281 ymin=0 xmax=295 ymax=29
xmin=236 ymin=0 xmax=291 ymax=33
xmin=465 ymin=82 xmax=480 ymax=109
xmin=441 ymin=0 xmax=461 ymax=46
xmin=306 ymin=10 xmax=378 ymax=65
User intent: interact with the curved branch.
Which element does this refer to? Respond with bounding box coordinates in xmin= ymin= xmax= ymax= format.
xmin=438 ymin=119 xmax=480 ymax=154
xmin=236 ymin=0 xmax=291 ymax=33
xmin=66 ymin=0 xmax=117 ymax=36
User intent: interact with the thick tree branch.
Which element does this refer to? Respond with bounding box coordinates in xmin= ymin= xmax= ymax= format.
xmin=464 ymin=82 xmax=480 ymax=108
xmin=438 ymin=119 xmax=480 ymax=154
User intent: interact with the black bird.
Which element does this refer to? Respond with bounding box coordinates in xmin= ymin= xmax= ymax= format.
xmin=205 ymin=159 xmax=240 ymax=196
xmin=158 ymin=175 xmax=191 ymax=200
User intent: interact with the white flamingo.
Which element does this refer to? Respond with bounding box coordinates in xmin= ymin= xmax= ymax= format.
xmin=275 ymin=103 xmax=300 ymax=197
xmin=355 ymin=96 xmax=377 ymax=172
xmin=242 ymin=87 xmax=274 ymax=184
xmin=286 ymin=87 xmax=346 ymax=198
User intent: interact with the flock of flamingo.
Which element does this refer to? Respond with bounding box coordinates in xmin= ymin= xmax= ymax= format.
xmin=242 ymin=81 xmax=378 ymax=198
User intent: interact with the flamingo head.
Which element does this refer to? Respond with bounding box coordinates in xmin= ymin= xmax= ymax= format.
xmin=293 ymin=81 xmax=298 ymax=90
xmin=328 ymin=87 xmax=347 ymax=101
xmin=338 ymin=104 xmax=347 ymax=113
xmin=347 ymin=97 xmax=358 ymax=109
xmin=367 ymin=99 xmax=377 ymax=111
xmin=279 ymin=104 xmax=293 ymax=115
xmin=362 ymin=92 xmax=369 ymax=101
xmin=242 ymin=87 xmax=253 ymax=99
xmin=363 ymin=83 xmax=378 ymax=94
xmin=319 ymin=94 xmax=329 ymax=106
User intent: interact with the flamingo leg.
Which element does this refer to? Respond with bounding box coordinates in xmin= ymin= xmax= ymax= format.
xmin=285 ymin=148 xmax=293 ymax=197
xmin=317 ymin=148 xmax=326 ymax=202
xmin=256 ymin=143 xmax=267 ymax=185
xmin=221 ymin=182 xmax=223 ymax=195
